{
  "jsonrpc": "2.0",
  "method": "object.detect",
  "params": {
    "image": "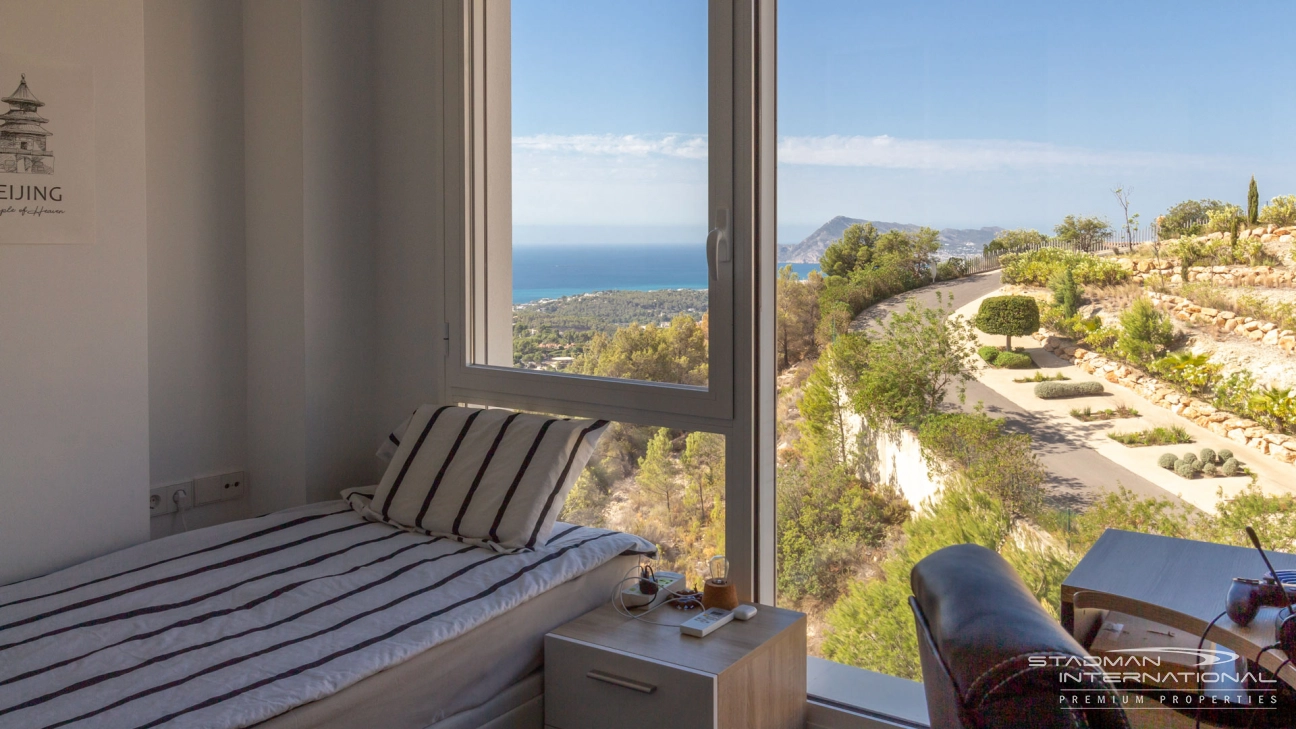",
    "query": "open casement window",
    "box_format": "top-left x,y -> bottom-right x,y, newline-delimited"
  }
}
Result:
441,0 -> 776,601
